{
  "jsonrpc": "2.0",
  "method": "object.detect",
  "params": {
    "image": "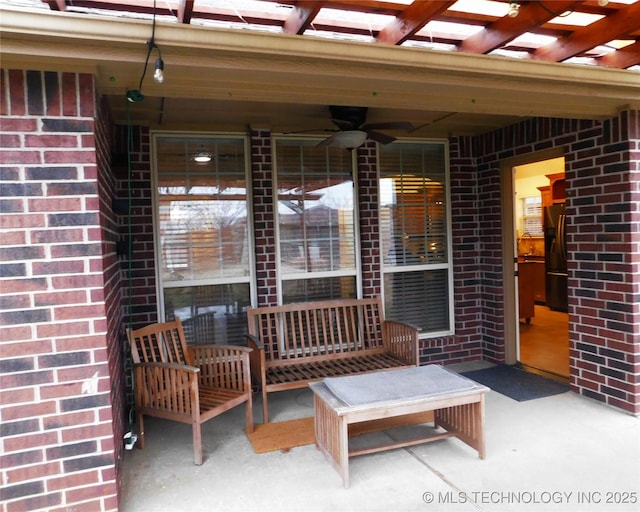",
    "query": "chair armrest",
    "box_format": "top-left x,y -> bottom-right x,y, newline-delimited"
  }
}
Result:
189,344 -> 252,392
133,362 -> 199,415
245,334 -> 264,351
382,320 -> 420,366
